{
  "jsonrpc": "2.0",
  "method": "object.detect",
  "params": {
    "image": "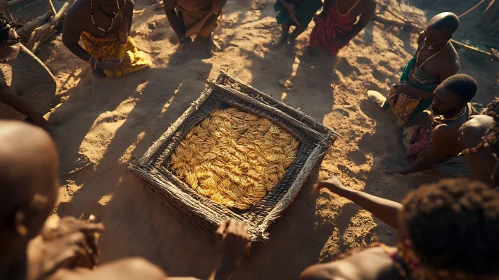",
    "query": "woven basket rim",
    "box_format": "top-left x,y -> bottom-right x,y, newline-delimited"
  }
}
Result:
130,72 -> 338,241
